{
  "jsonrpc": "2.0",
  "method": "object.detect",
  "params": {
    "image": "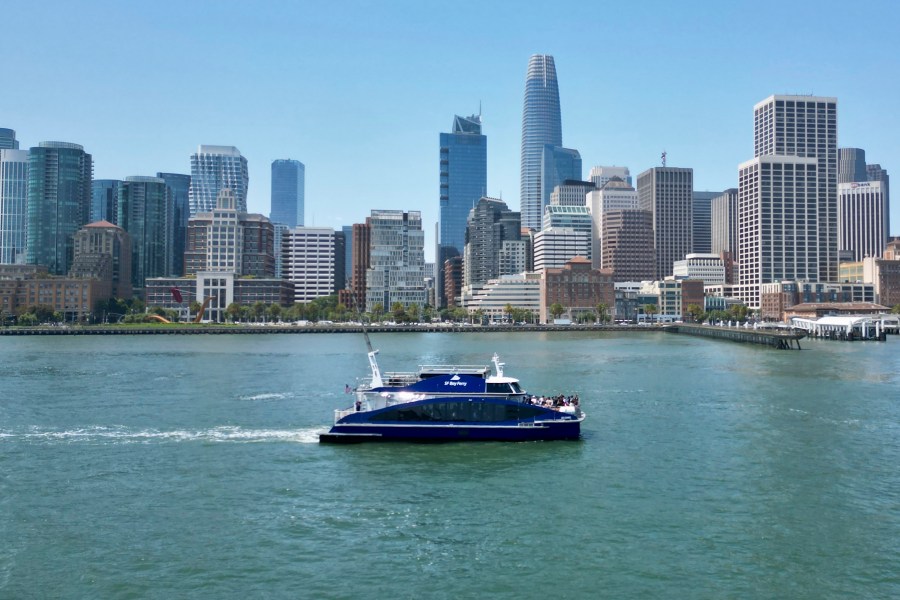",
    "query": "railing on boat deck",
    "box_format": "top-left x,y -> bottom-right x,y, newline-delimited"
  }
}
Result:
334,408 -> 356,423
